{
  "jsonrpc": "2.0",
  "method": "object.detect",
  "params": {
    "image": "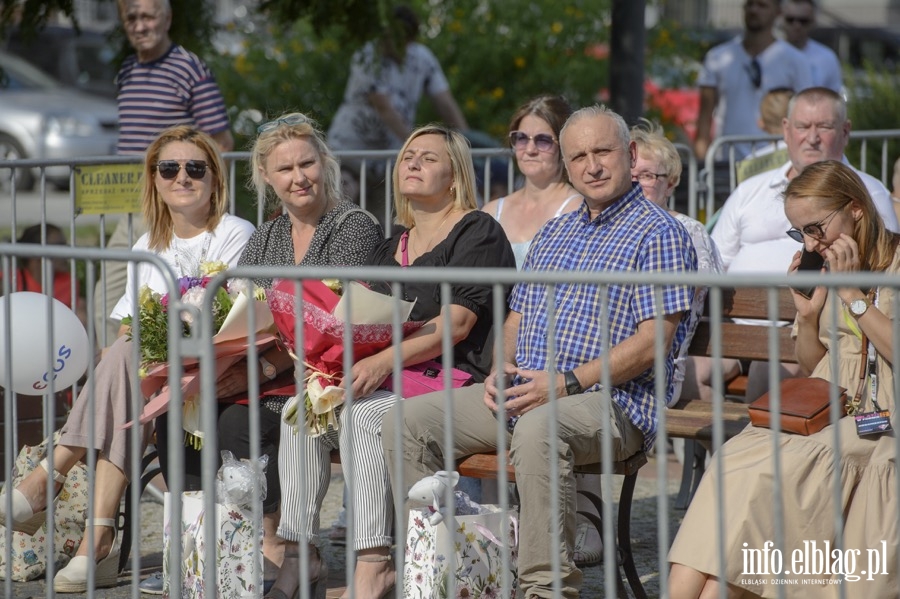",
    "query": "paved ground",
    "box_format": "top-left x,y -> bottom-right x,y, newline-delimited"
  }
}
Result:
7,453 -> 686,598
